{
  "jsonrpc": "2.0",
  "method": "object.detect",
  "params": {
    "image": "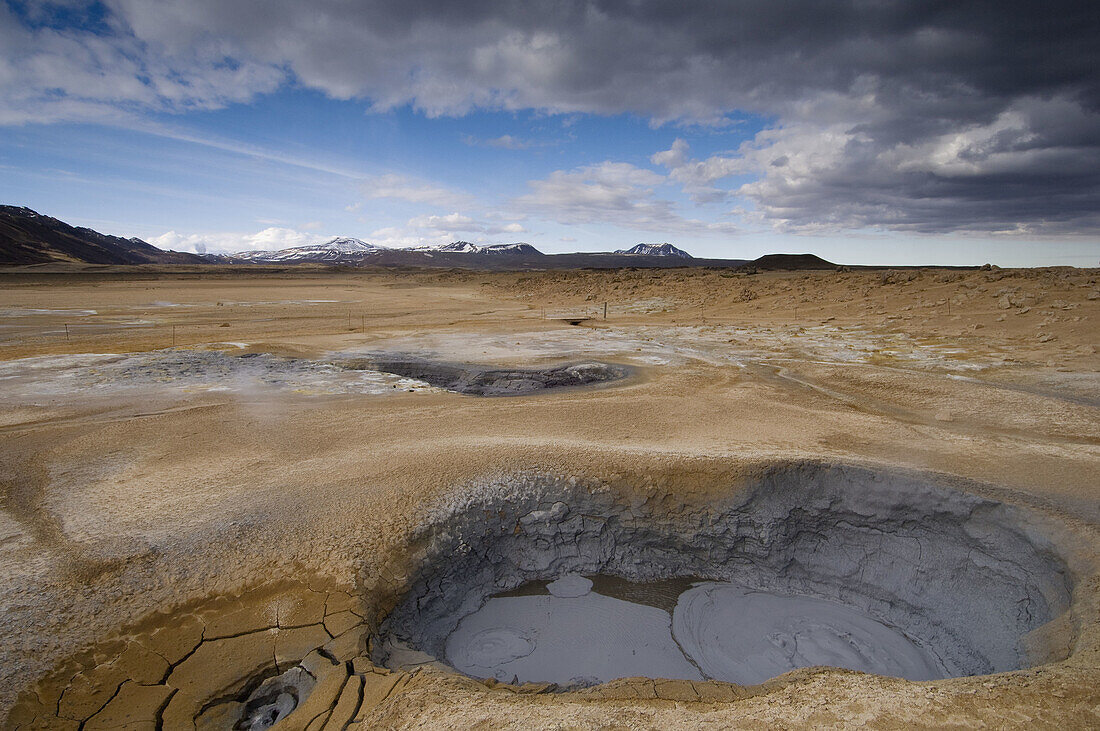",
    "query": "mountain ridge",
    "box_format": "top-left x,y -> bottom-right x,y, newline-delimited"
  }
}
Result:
0,205 -> 205,265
